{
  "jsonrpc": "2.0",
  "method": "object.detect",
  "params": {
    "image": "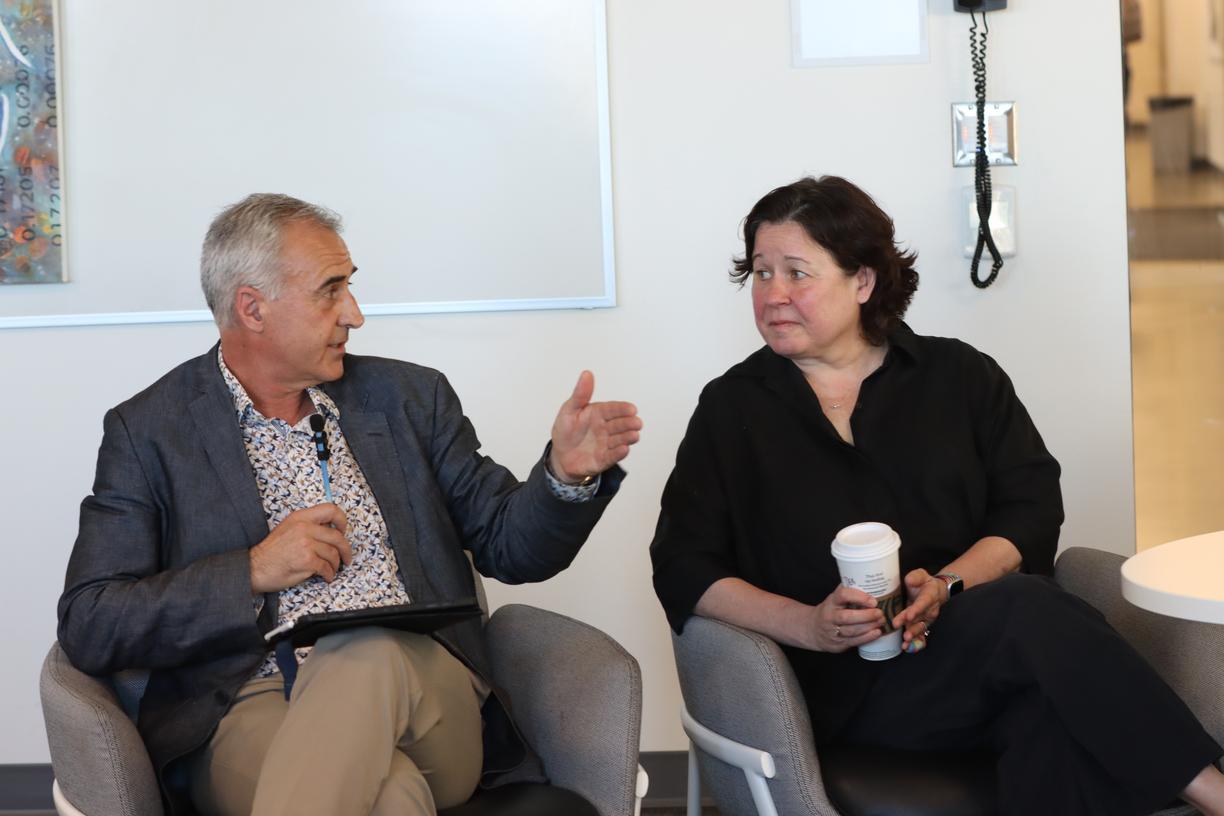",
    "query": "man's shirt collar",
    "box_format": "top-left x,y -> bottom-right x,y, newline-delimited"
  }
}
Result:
217,345 -> 340,426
